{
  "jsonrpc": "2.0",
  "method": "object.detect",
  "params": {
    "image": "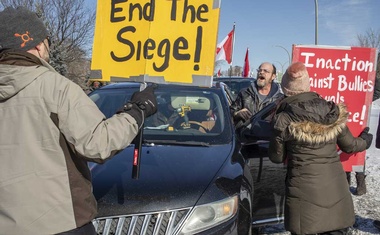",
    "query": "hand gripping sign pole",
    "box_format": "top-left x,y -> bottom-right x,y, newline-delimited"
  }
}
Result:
131,83 -> 157,179
131,82 -> 146,179
118,82 -> 146,179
